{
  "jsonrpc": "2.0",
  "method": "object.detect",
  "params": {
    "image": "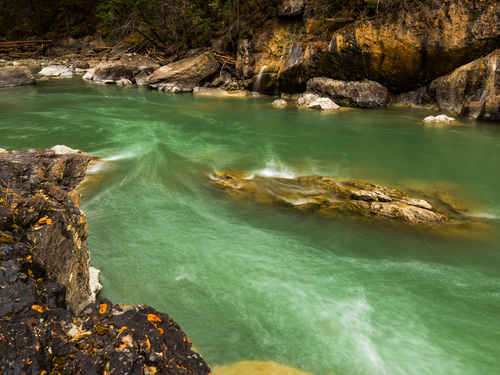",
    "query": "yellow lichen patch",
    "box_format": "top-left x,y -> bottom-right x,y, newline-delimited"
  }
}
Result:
0,231 -> 14,244
212,361 -> 314,375
144,366 -> 157,375
118,326 -> 128,333
38,217 -> 48,225
147,314 -> 161,323
99,304 -> 107,314
31,305 -> 44,313
157,328 -> 164,334
27,359 -> 32,365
